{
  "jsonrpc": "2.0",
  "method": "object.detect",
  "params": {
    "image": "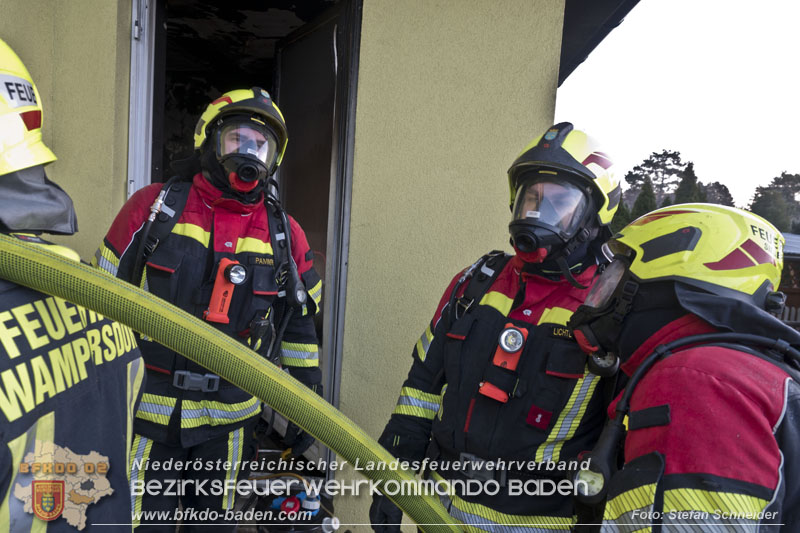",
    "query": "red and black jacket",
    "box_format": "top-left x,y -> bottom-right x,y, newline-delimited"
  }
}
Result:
94,174 -> 322,447
379,253 -> 614,525
603,313 -> 800,531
